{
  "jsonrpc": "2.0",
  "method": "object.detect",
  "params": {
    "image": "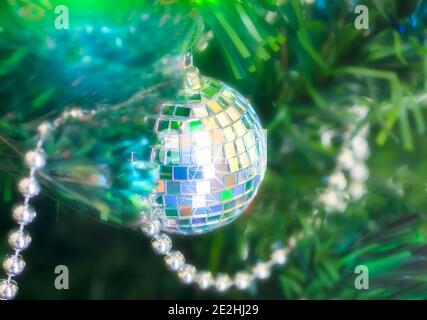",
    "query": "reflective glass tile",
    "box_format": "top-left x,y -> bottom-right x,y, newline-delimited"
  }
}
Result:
244,132 -> 255,148
233,184 -> 245,196
216,112 -> 230,127
175,107 -> 191,117
221,189 -> 233,201
224,143 -> 236,158
193,106 -> 209,118
181,181 -> 196,194
224,200 -> 236,211
162,105 -> 175,115
165,208 -> 179,217
158,120 -> 169,132
210,204 -> 223,213
157,180 -> 165,193
207,100 -> 222,113
159,166 -> 172,179
242,115 -> 252,129
207,215 -> 221,222
164,195 -> 177,207
229,157 -> 239,172
233,120 -> 246,137
212,129 -> 225,144
235,138 -> 245,154
173,166 -> 188,180
224,174 -> 237,187
202,117 -> 216,130
170,120 -> 182,130
226,106 -> 240,121
245,179 -> 254,191
222,89 -> 235,99
217,96 -> 229,108
180,151 -> 191,164
223,127 -> 235,142
189,120 -> 202,132
179,206 -> 192,216
188,167 -> 204,179
194,207 -> 209,215
239,153 -> 250,169
192,217 -> 206,225
166,181 -> 180,194
178,219 -> 190,226
237,169 -> 248,183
